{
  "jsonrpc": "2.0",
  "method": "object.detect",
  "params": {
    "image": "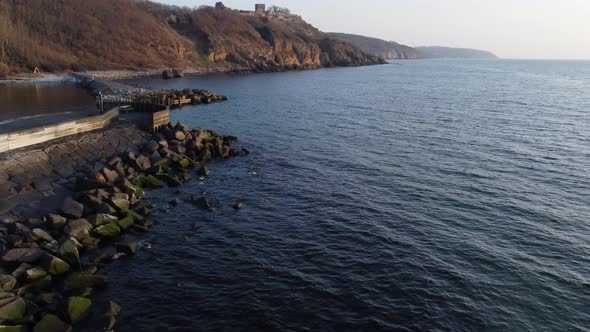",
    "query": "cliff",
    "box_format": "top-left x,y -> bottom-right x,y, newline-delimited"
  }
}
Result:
327,33 -> 419,60
0,0 -> 383,77
415,46 -> 498,59
328,33 -> 499,60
